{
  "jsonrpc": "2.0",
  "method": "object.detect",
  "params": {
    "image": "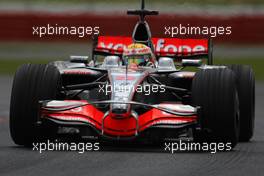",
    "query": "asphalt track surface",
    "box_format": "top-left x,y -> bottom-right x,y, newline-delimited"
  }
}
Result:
0,76 -> 264,176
